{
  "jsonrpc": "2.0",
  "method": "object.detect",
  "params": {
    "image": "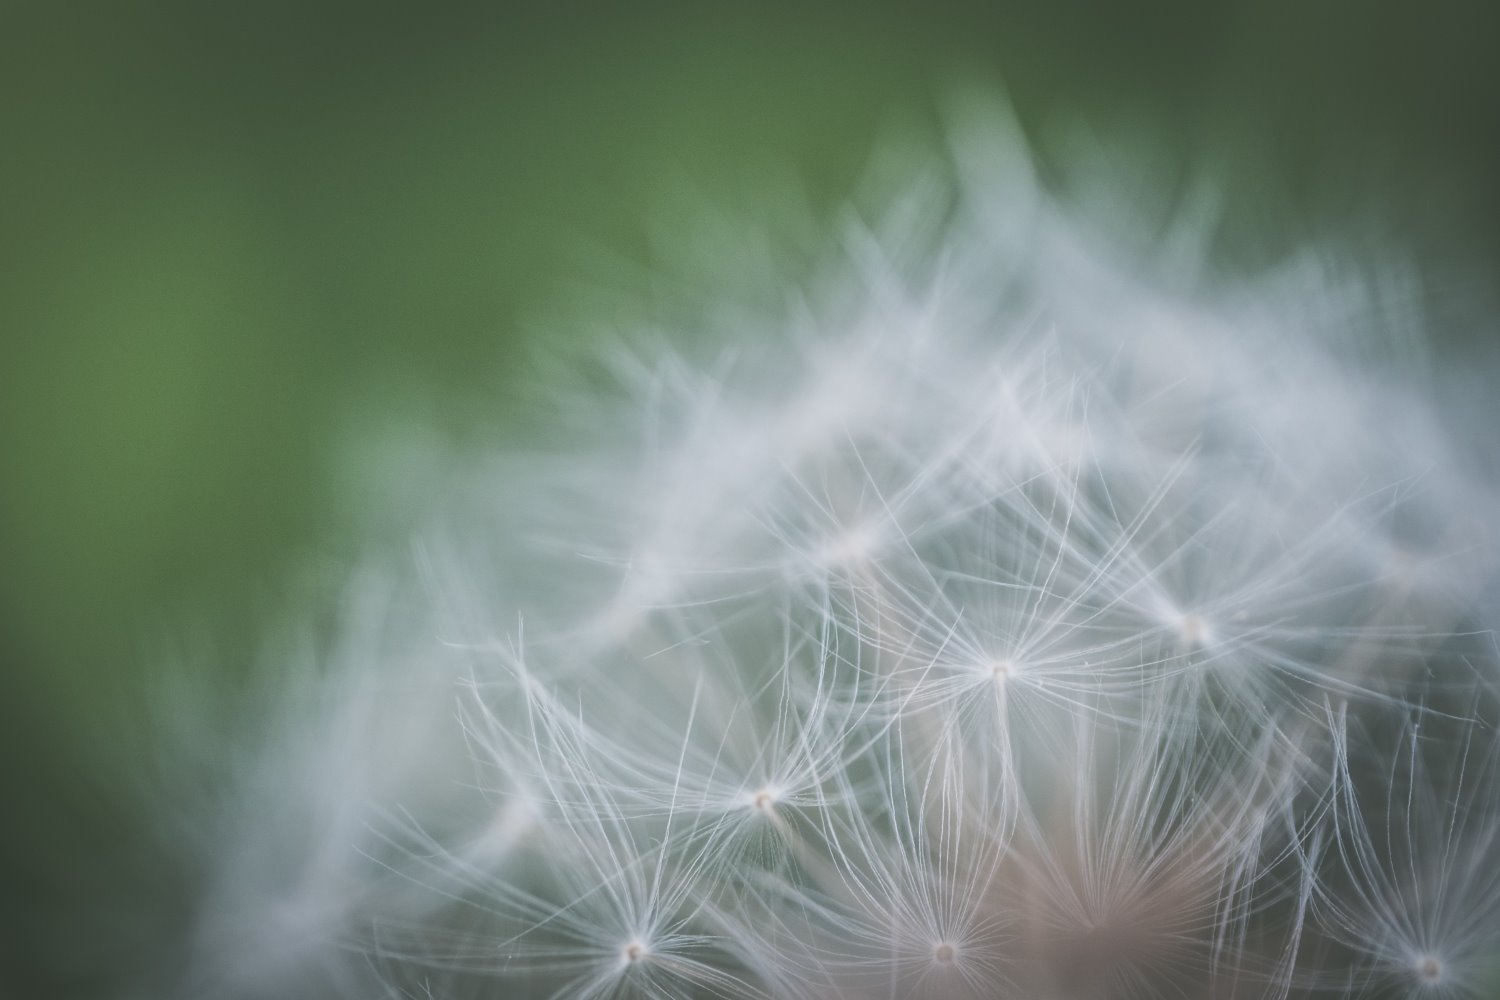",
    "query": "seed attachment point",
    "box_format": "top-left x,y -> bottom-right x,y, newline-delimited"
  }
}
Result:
749,786 -> 780,813
1414,954 -> 1443,984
